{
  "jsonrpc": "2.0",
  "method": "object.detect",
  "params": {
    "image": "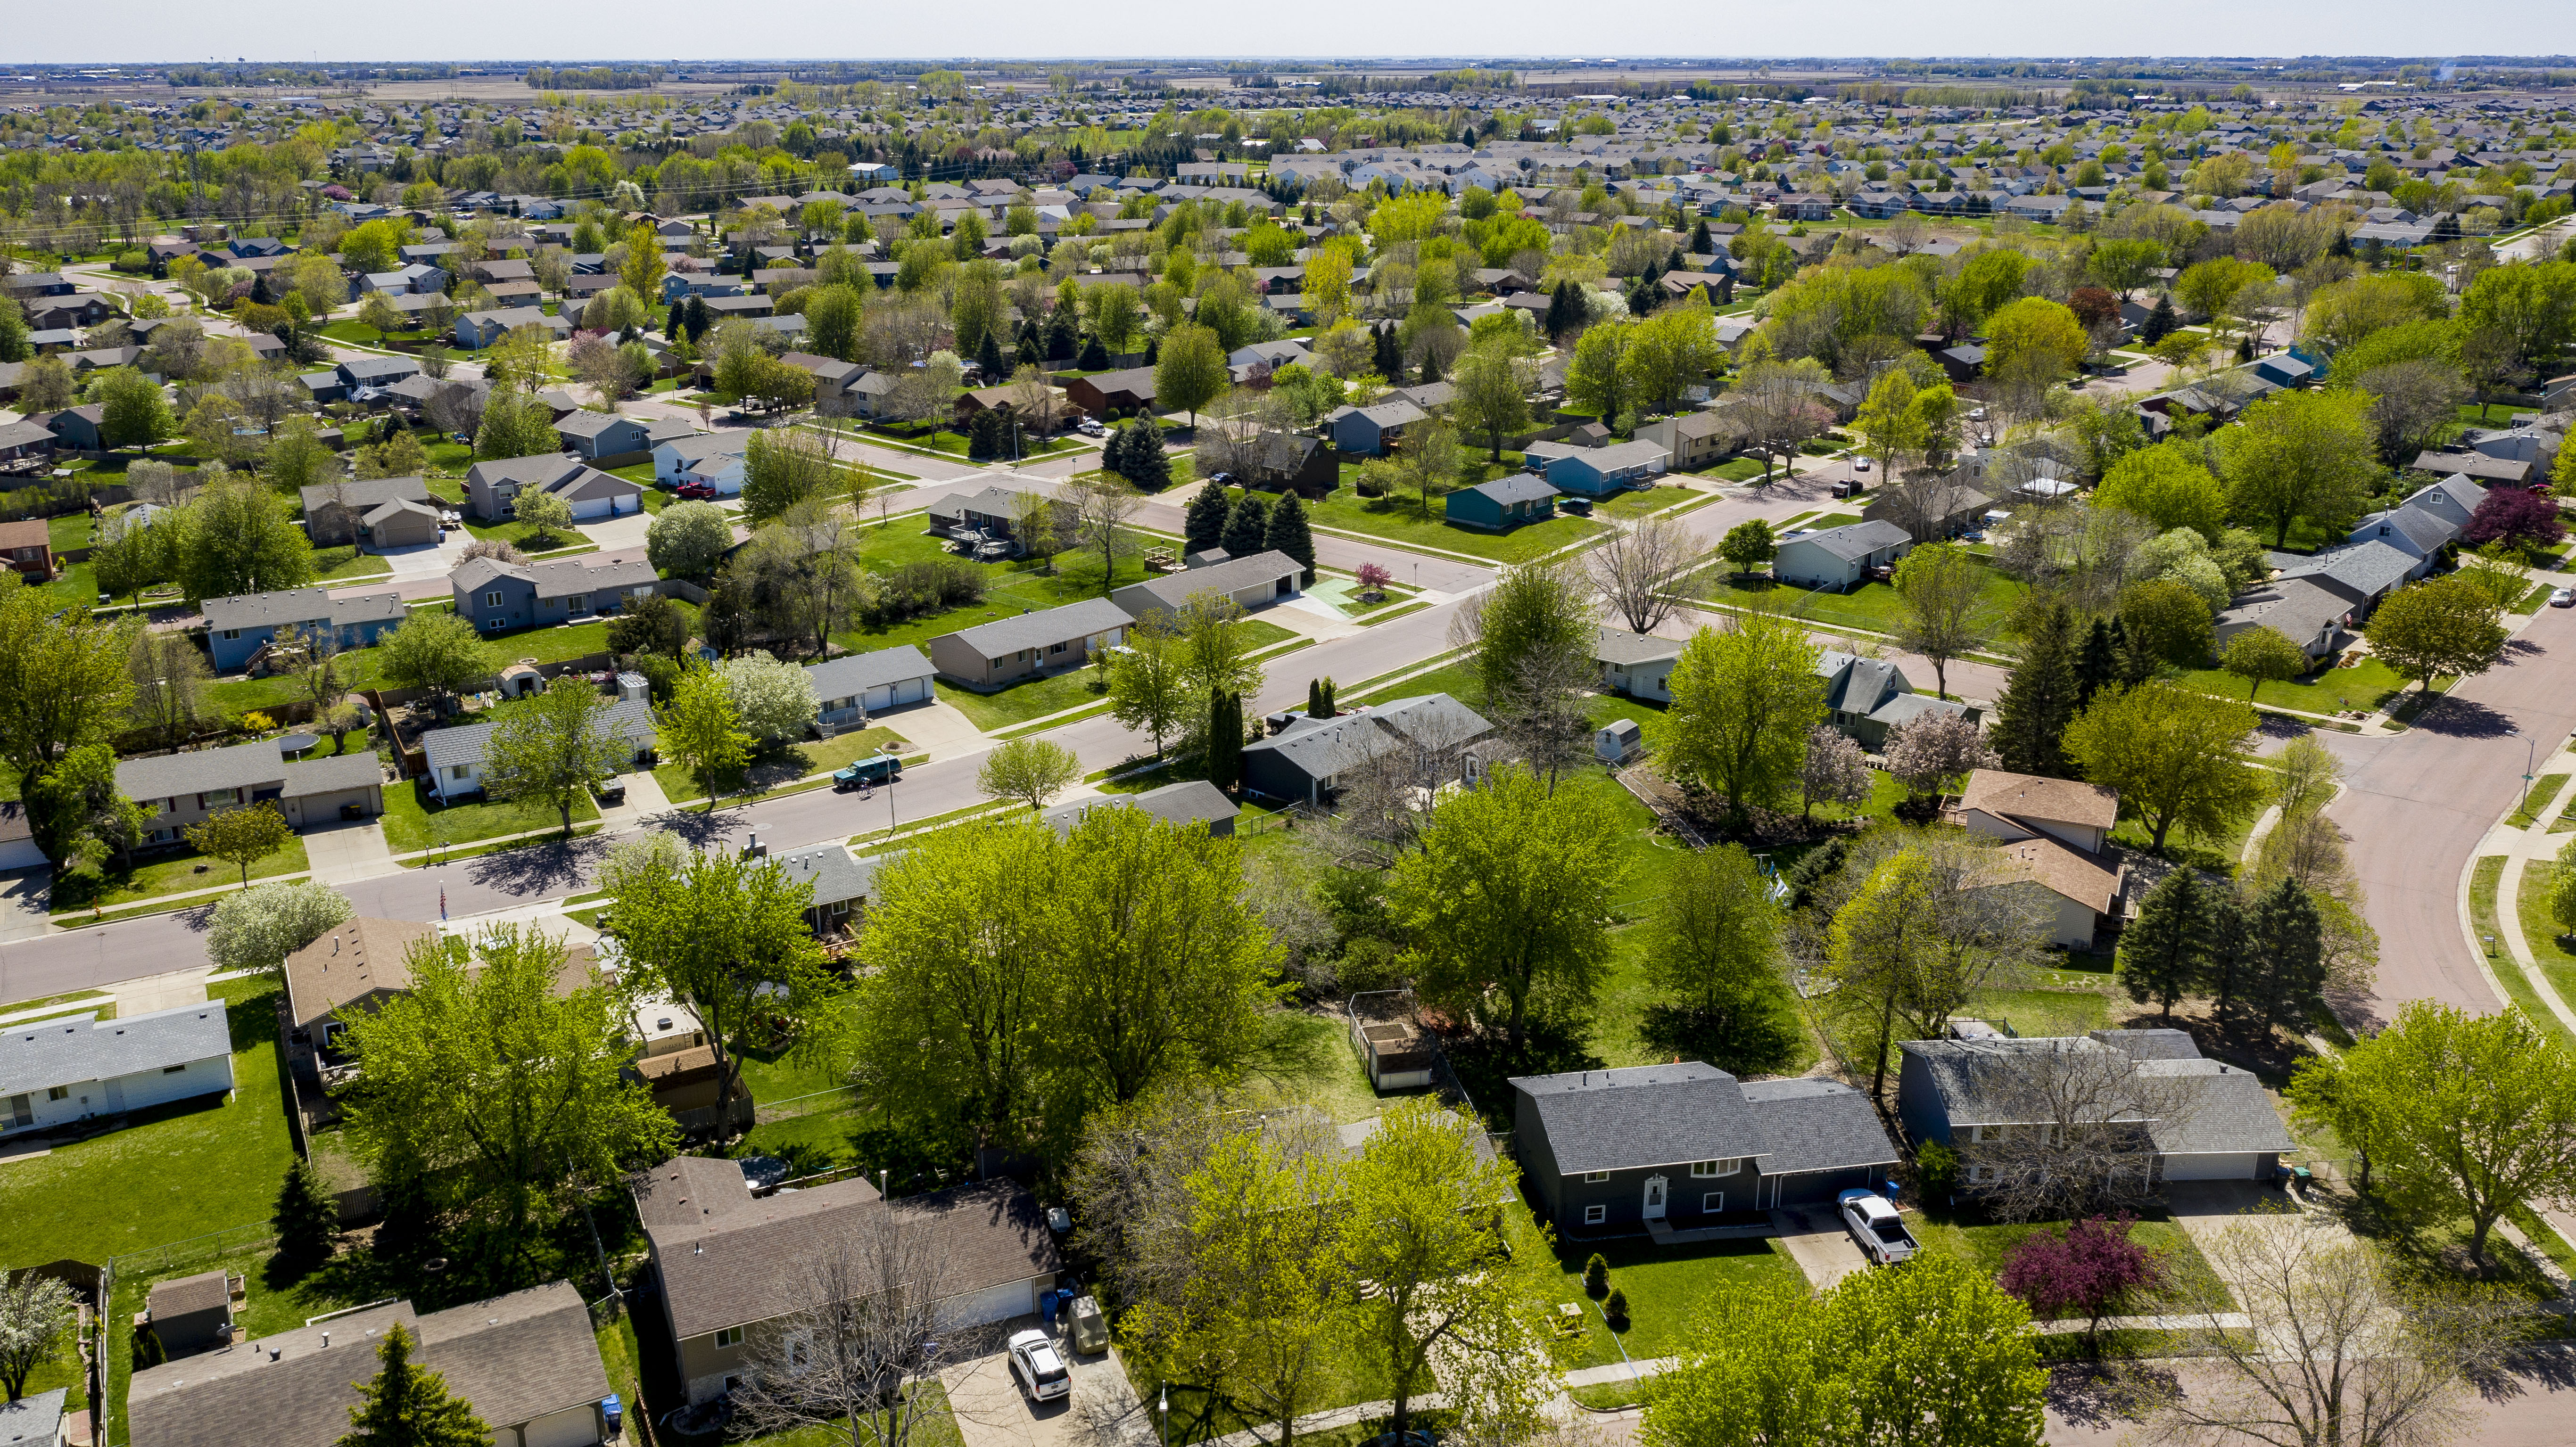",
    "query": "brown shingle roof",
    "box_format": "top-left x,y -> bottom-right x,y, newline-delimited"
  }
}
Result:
281,919 -> 438,1031
147,1269 -> 229,1321
1957,769 -> 2118,831
1994,833 -> 2122,912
